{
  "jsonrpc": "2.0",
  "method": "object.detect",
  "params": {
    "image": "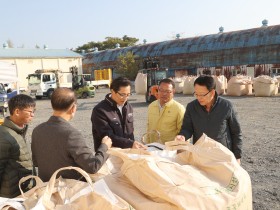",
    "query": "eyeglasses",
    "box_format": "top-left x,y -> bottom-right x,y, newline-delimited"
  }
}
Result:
158,88 -> 173,94
117,92 -> 132,98
193,90 -> 212,98
23,109 -> 36,114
